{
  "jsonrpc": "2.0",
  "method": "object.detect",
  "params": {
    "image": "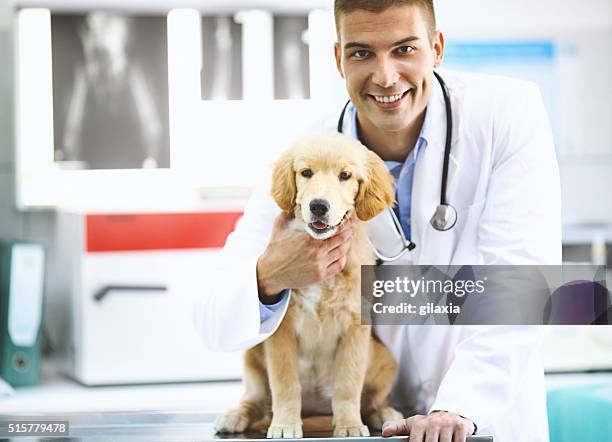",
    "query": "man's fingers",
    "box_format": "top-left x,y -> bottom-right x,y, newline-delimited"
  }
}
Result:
339,215 -> 355,230
273,211 -> 293,231
409,419 -> 427,442
327,240 -> 351,263
382,413 -> 473,441
322,226 -> 353,252
454,418 -> 474,442
382,418 -> 412,436
425,426 -> 440,442
440,427 -> 453,442
452,426 -> 470,442
326,256 -> 347,276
